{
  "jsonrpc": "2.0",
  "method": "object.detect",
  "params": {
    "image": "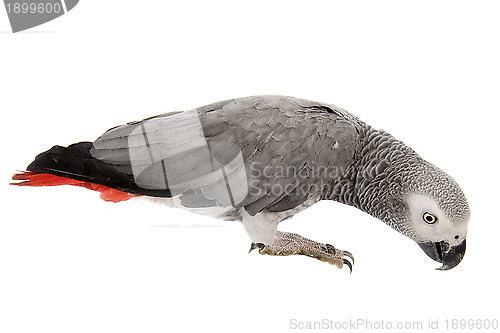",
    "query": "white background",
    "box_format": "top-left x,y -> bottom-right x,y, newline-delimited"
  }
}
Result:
1,1 -> 499,332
